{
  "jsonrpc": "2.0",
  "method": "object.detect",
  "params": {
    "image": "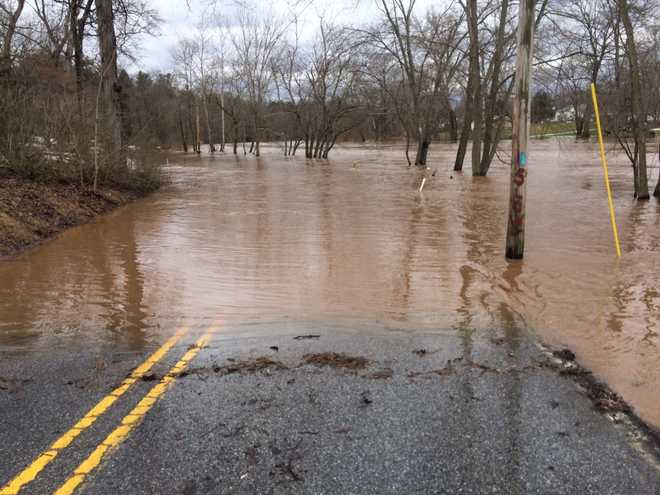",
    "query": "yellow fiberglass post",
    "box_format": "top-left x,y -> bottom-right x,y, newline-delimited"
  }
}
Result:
590,83 -> 622,258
